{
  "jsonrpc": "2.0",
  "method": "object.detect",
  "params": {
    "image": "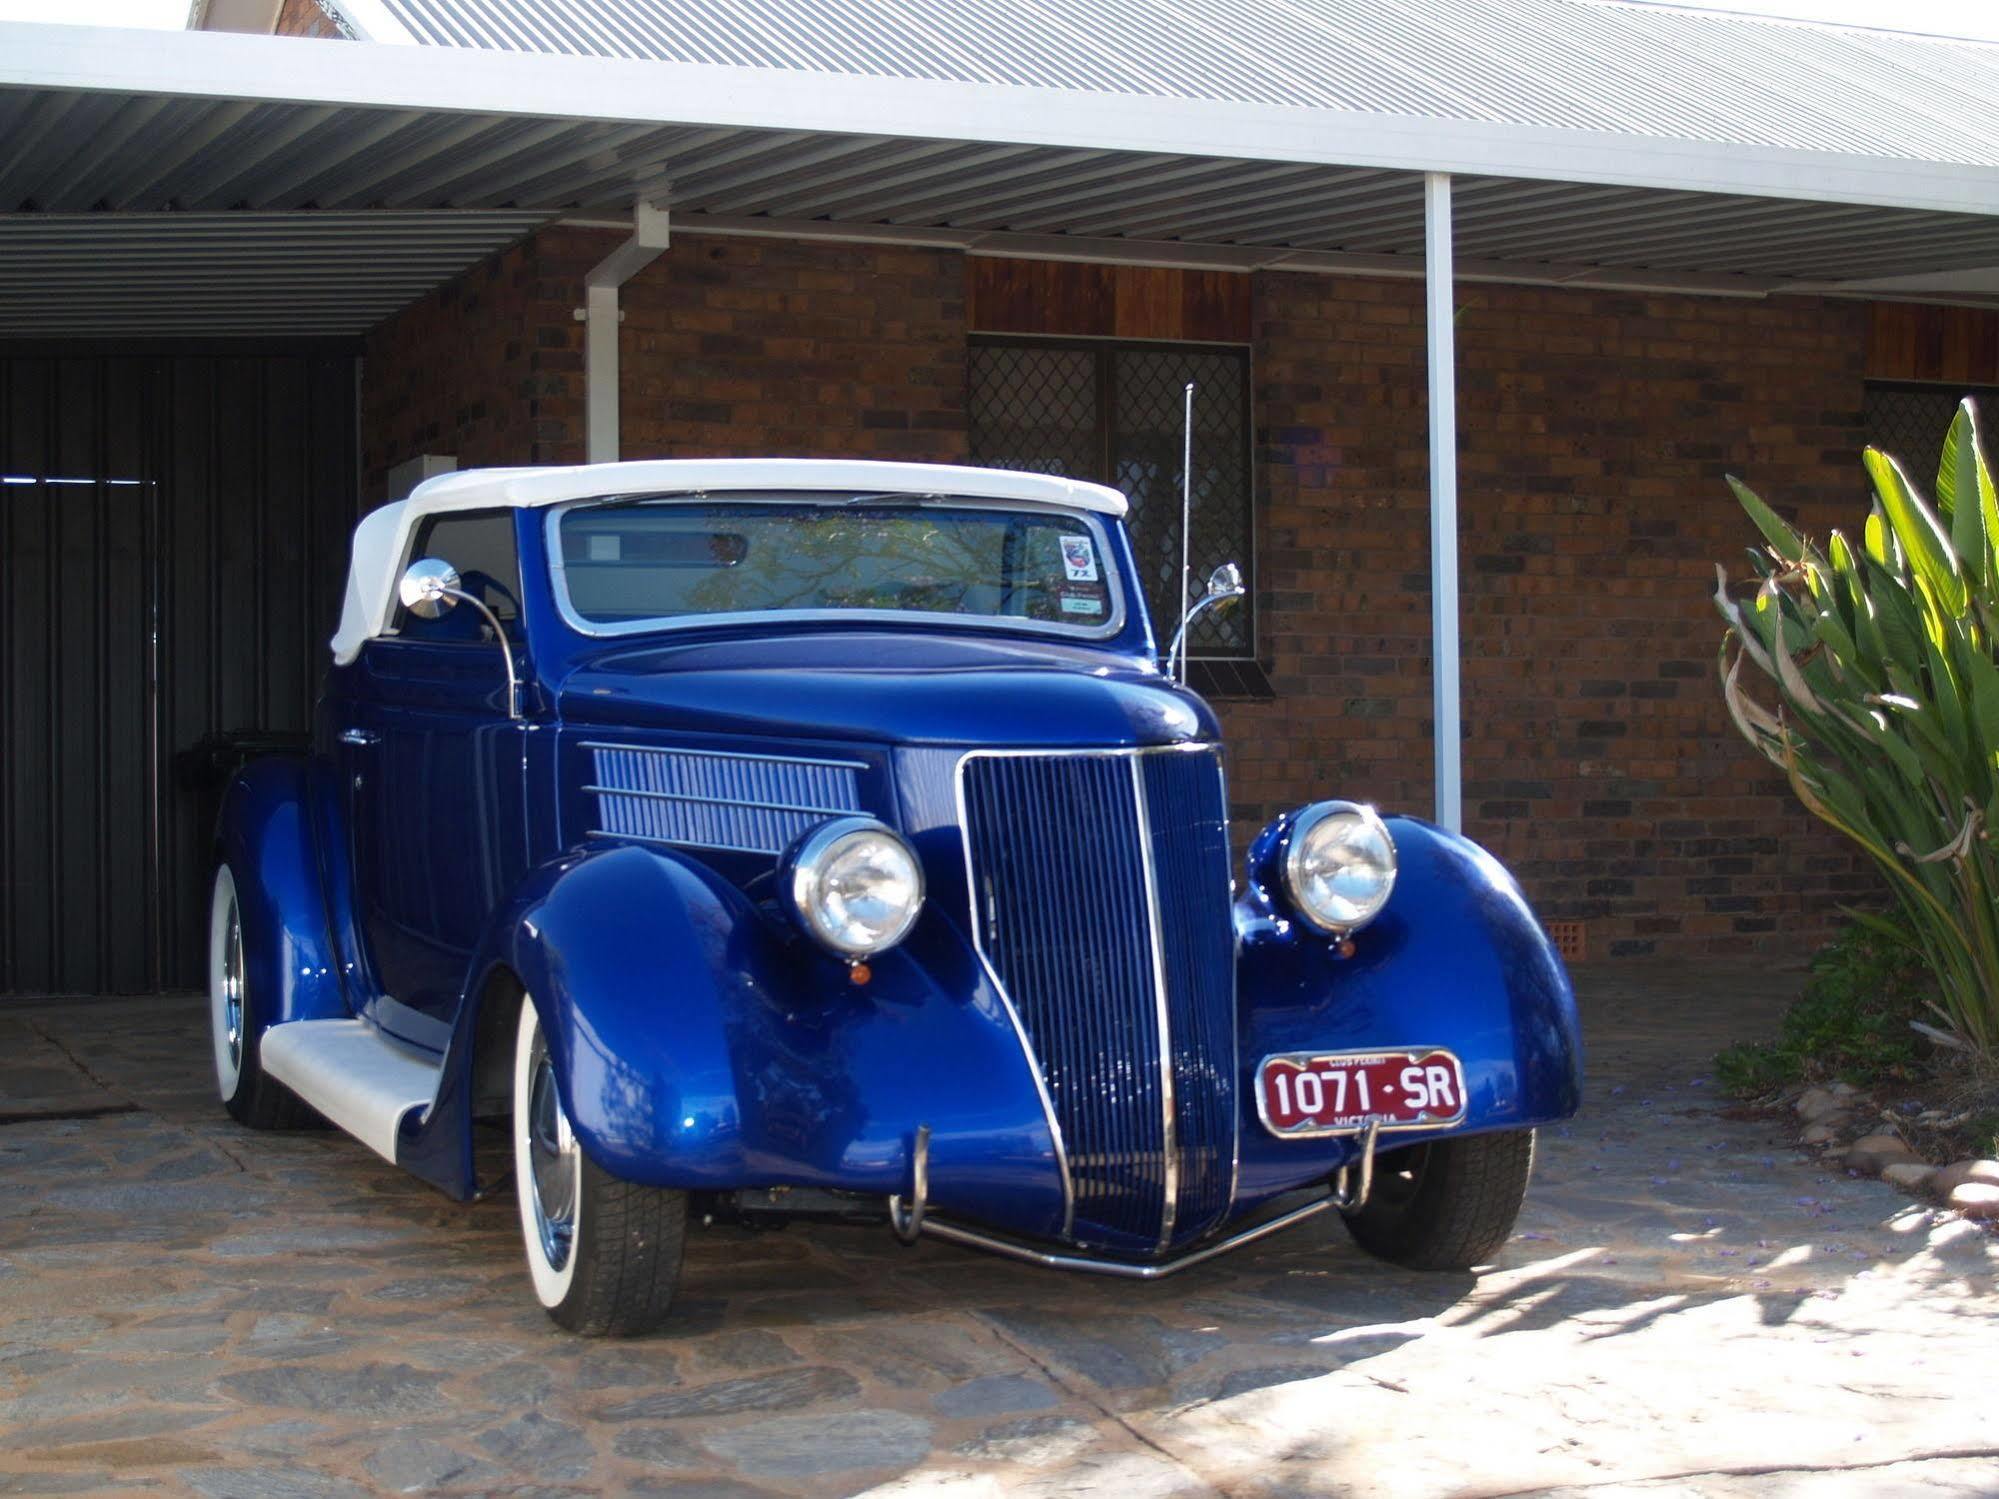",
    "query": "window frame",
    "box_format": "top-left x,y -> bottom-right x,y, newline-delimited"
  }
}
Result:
967,332 -> 1258,667
542,493 -> 1131,645
385,506 -> 526,647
